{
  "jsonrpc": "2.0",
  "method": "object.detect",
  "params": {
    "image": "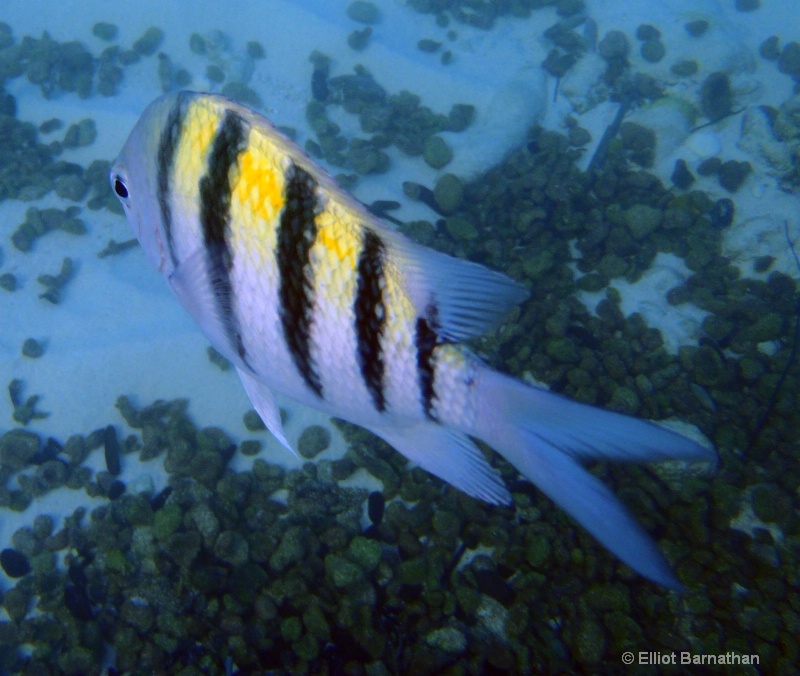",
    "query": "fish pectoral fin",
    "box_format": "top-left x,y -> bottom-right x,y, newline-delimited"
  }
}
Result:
237,367 -> 297,457
368,422 -> 510,506
169,247 -> 236,362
